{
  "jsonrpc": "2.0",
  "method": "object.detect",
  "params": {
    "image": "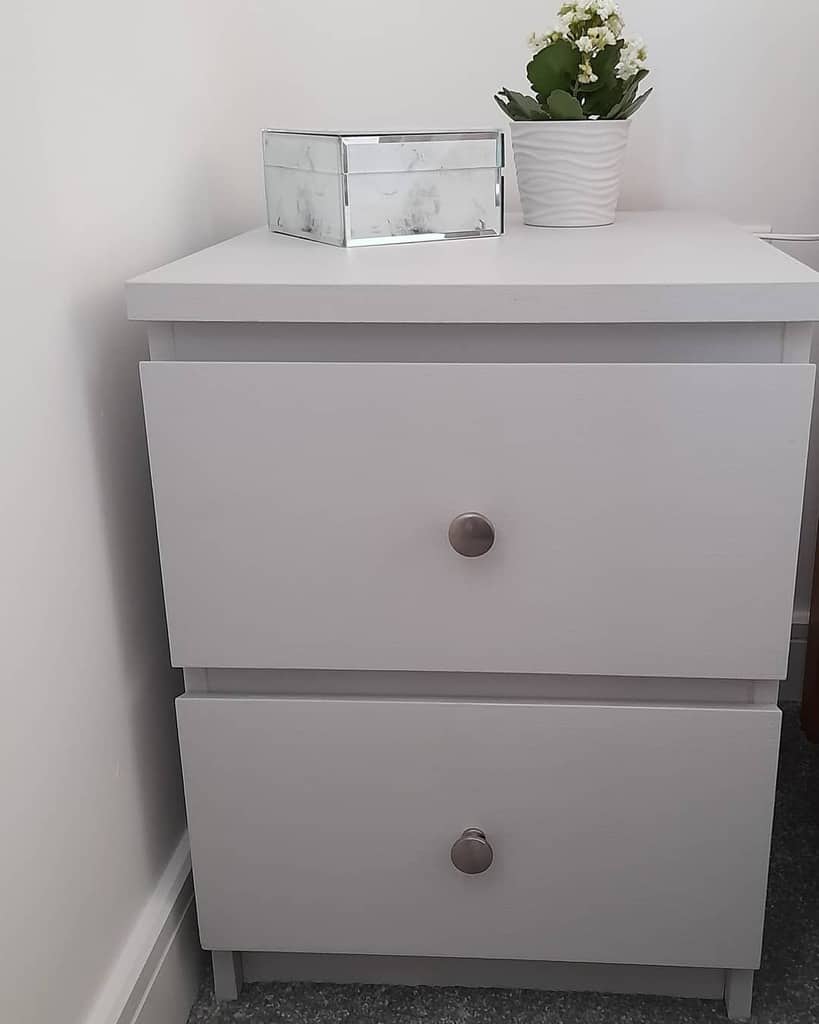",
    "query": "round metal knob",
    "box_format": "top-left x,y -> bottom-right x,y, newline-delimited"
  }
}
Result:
448,513 -> 495,558
450,828 -> 494,874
